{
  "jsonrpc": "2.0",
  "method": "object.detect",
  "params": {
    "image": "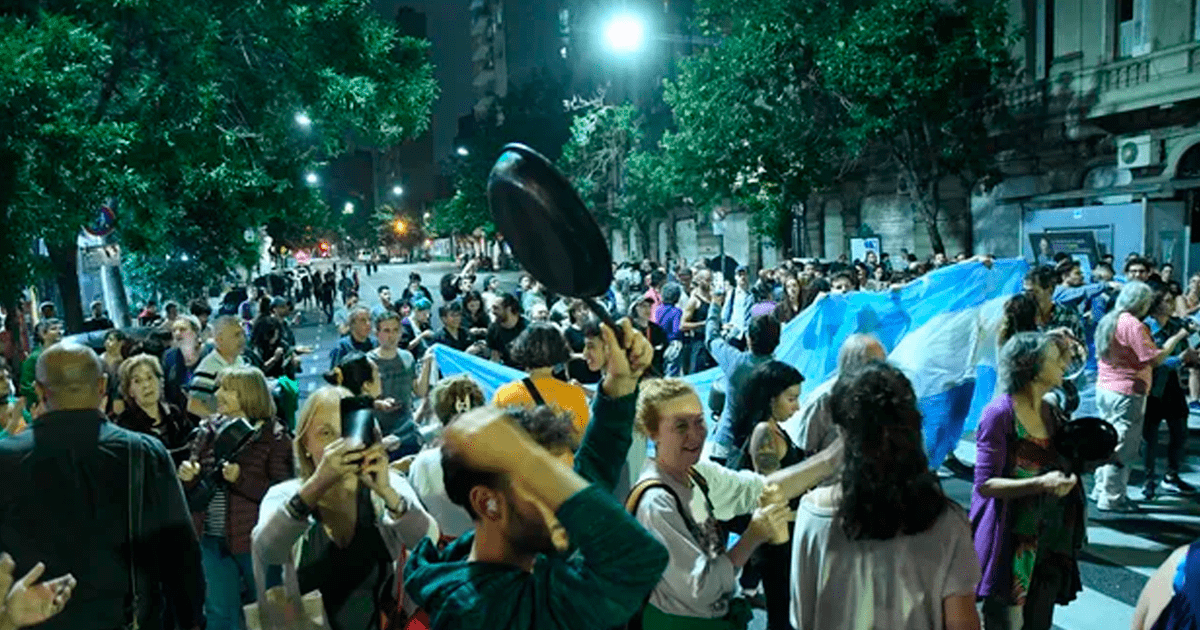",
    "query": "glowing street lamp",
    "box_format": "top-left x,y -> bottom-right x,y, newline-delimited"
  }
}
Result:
604,13 -> 645,54
393,219 -> 408,235
343,201 -> 355,215
305,172 -> 319,186
392,185 -> 404,196
295,112 -> 312,128
456,146 -> 470,157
